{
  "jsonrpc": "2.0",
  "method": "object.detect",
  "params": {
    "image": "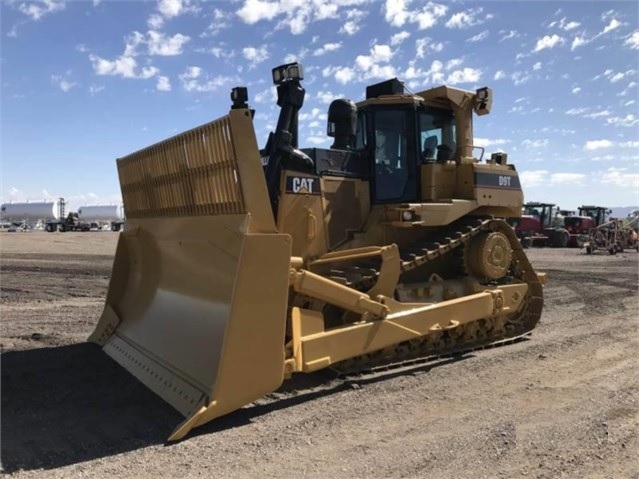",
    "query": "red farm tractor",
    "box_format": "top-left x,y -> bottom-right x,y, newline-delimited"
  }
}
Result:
510,202 -> 570,248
